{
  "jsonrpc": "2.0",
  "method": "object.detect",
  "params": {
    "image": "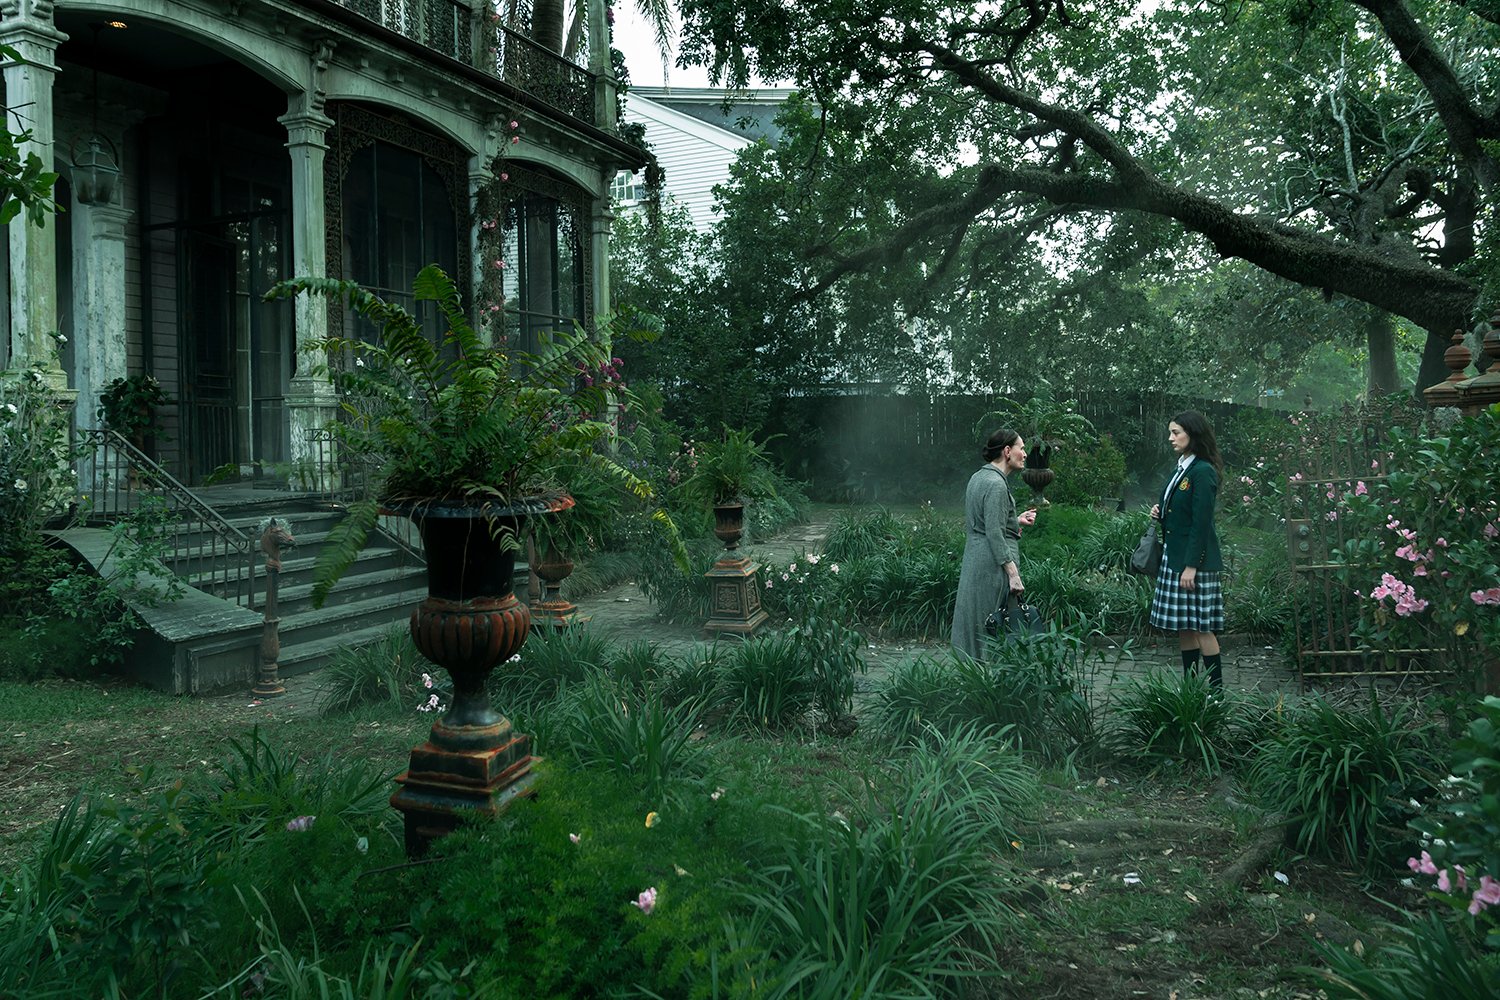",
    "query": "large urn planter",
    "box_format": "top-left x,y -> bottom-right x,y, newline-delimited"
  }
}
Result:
1021,444 -> 1055,505
704,502 -> 768,637
390,495 -> 572,857
531,546 -> 579,630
